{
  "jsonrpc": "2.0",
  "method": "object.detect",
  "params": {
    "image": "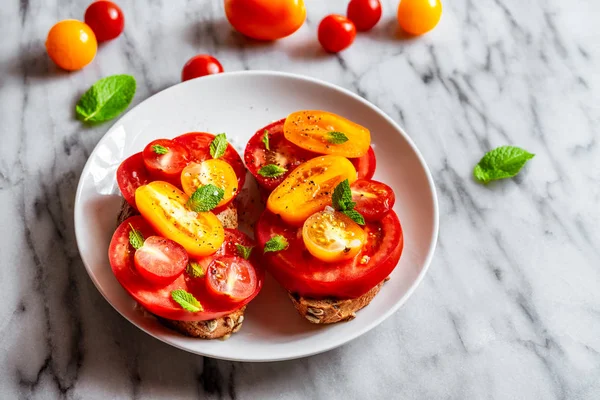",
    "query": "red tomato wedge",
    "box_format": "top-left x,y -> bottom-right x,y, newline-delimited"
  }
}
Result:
134,236 -> 188,284
351,146 -> 376,180
351,179 -> 395,221
244,118 -> 317,191
206,256 -> 258,302
116,152 -> 152,210
142,139 -> 190,183
109,216 -> 263,321
256,210 -> 403,299
173,132 -> 246,193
